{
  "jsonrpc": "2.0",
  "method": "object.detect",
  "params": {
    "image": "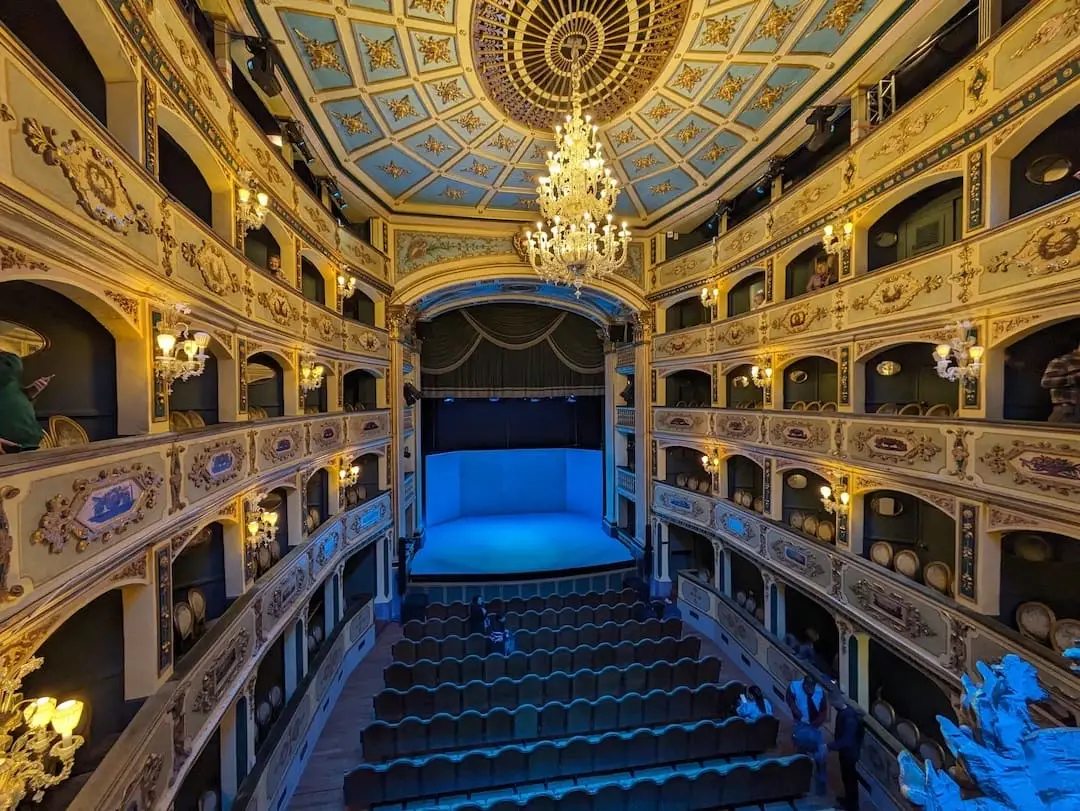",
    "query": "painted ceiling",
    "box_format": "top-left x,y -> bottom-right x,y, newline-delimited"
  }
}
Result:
245,0 -> 917,224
